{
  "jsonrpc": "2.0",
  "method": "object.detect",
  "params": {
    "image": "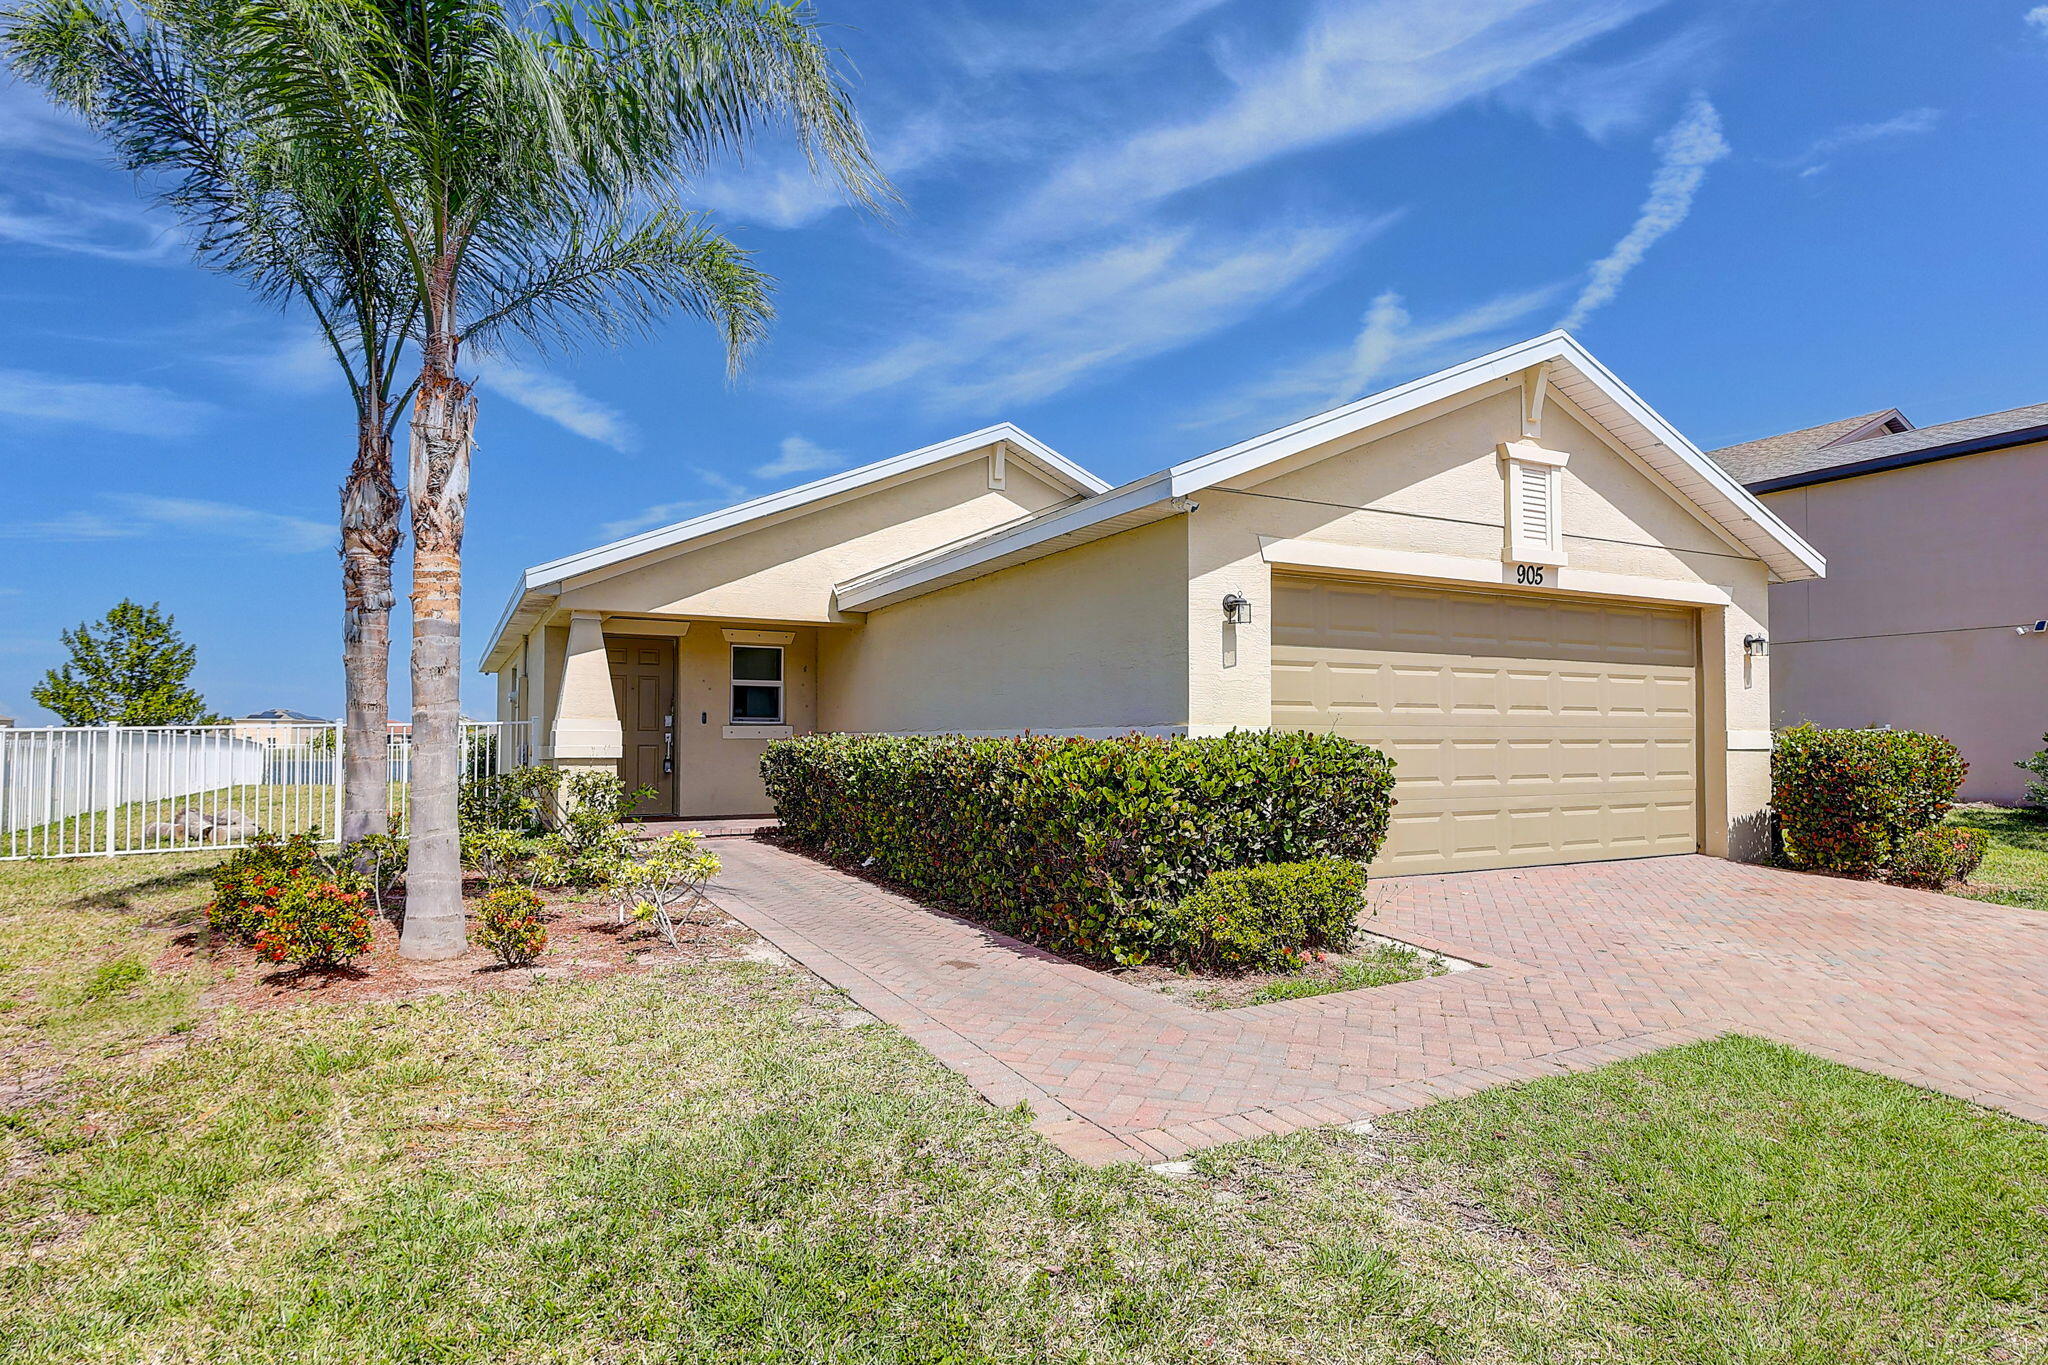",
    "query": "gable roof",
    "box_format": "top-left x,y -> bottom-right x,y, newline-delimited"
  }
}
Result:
1720,401 -> 2048,493
1707,409 -> 1912,485
837,331 -> 1825,611
481,423 -> 1106,669
240,707 -> 326,722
